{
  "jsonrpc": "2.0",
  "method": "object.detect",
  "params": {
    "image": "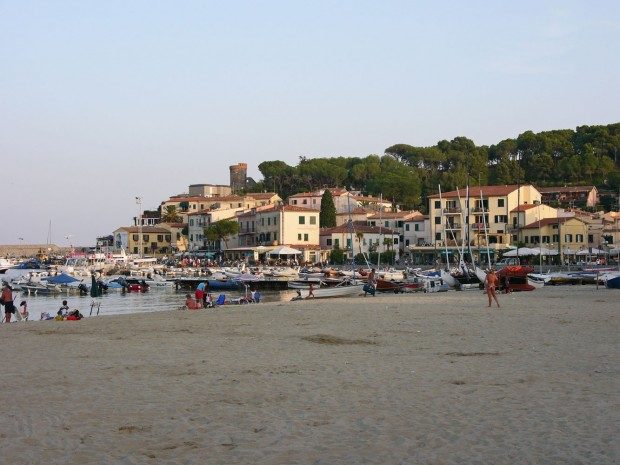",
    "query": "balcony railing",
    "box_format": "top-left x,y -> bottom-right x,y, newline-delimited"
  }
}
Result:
444,223 -> 462,229
443,207 -> 462,214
